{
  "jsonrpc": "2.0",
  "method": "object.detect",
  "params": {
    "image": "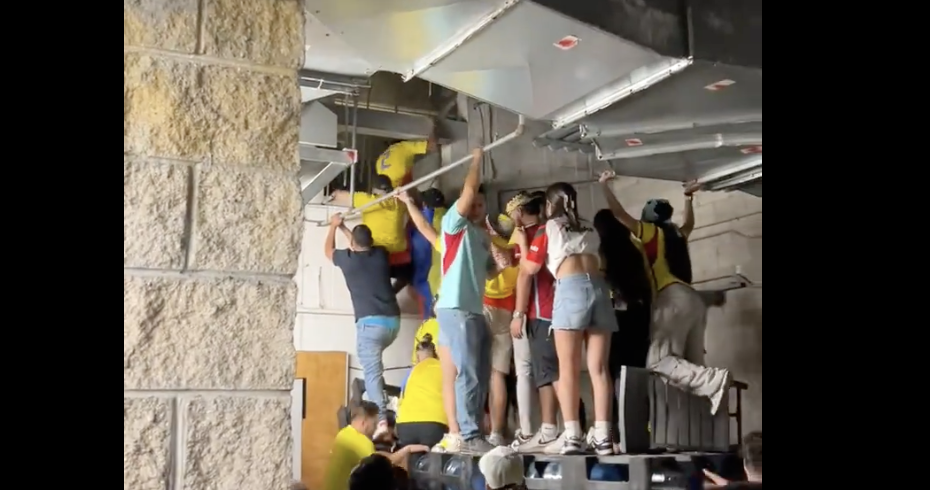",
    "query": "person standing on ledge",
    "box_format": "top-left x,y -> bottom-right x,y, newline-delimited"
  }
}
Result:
325,213 -> 401,438
597,170 -> 731,415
